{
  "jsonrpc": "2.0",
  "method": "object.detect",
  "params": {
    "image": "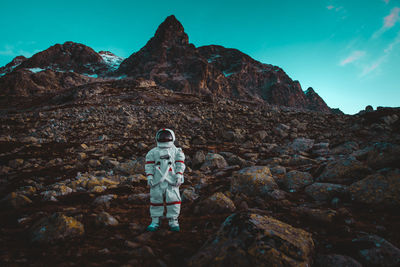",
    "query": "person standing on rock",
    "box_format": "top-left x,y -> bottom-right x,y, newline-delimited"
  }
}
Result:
145,128 -> 185,232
